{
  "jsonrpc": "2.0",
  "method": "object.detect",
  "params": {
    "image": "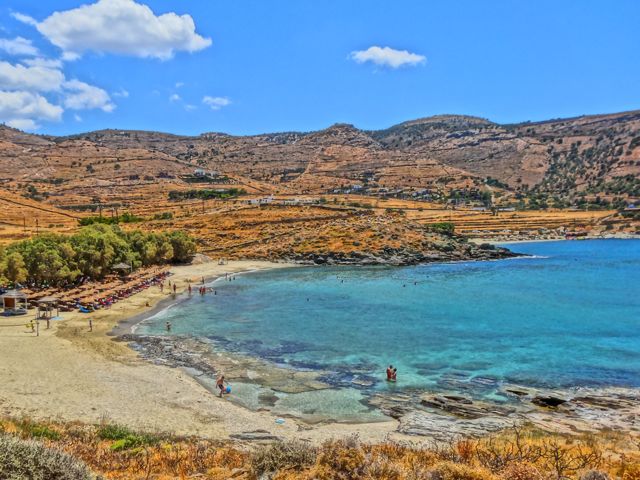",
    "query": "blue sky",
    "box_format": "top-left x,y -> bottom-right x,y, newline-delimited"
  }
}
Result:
0,0 -> 639,136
